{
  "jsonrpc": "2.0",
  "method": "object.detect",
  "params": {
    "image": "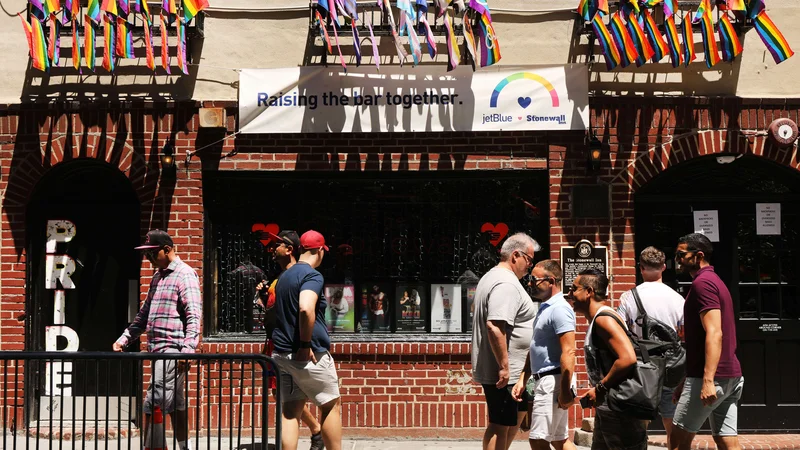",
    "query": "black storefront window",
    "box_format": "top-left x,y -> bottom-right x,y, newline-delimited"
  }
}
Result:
205,171 -> 548,336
